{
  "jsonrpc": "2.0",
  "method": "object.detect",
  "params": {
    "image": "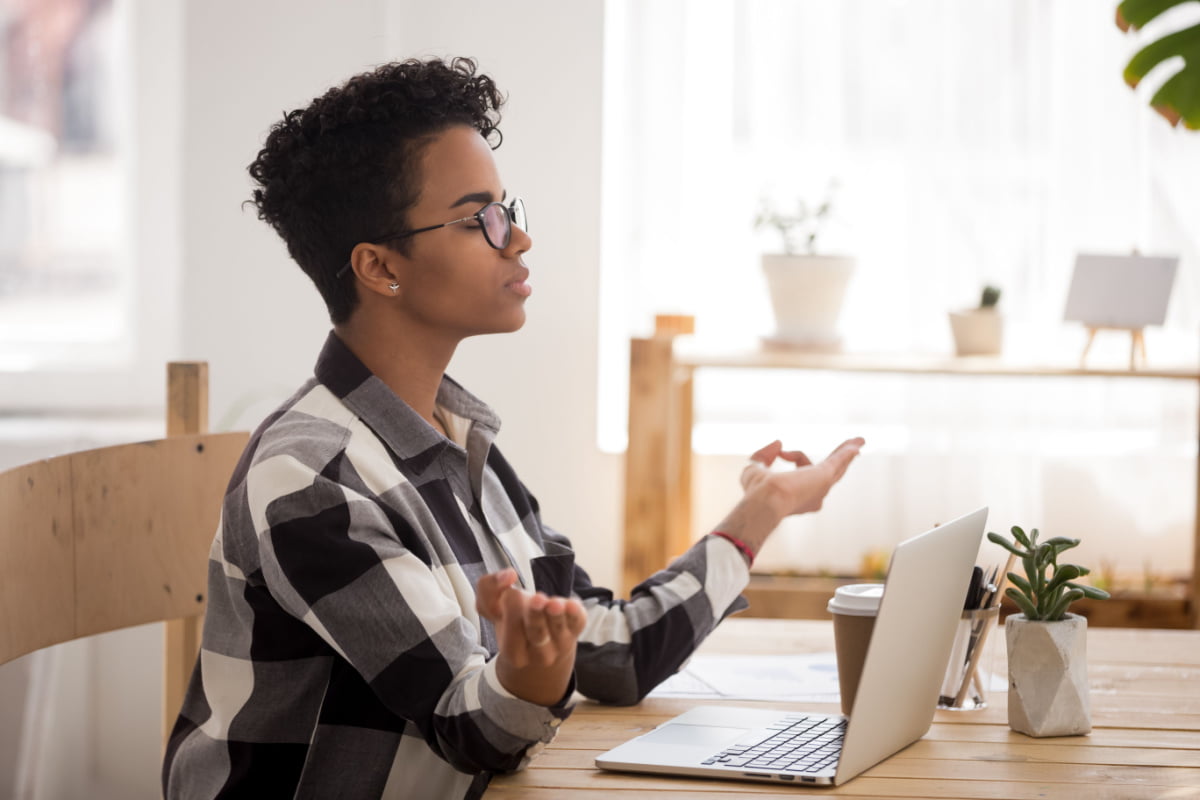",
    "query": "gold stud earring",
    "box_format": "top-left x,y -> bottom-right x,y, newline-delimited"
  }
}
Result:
388,282 -> 399,294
